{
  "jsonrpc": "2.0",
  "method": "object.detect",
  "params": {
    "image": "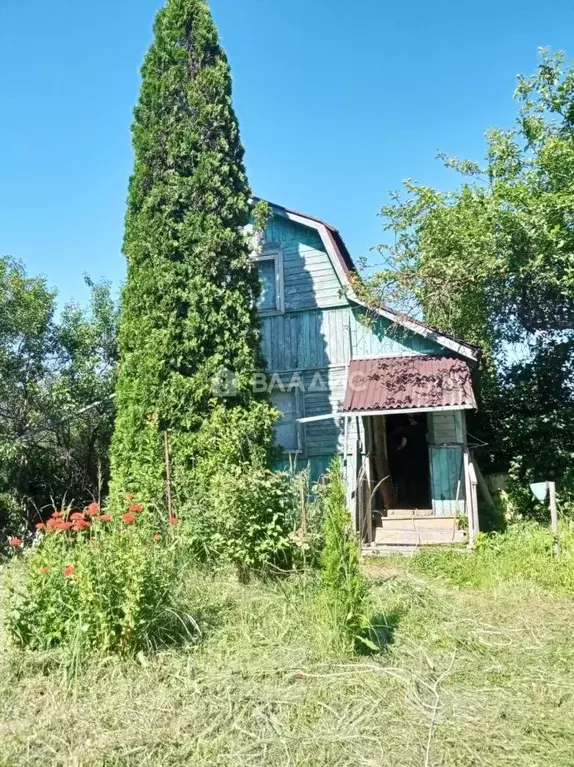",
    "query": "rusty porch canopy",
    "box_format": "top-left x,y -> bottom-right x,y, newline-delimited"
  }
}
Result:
343,356 -> 477,416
